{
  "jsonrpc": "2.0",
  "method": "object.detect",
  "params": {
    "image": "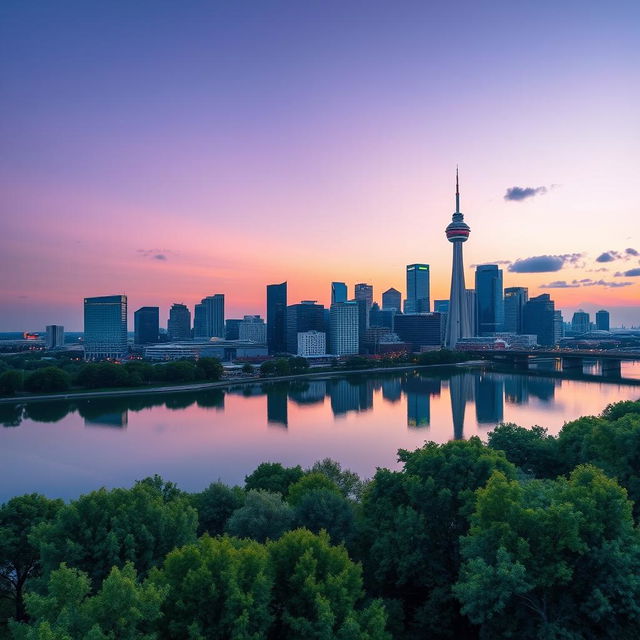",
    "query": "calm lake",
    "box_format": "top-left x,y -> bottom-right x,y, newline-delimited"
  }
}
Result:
2,362 -> 640,502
